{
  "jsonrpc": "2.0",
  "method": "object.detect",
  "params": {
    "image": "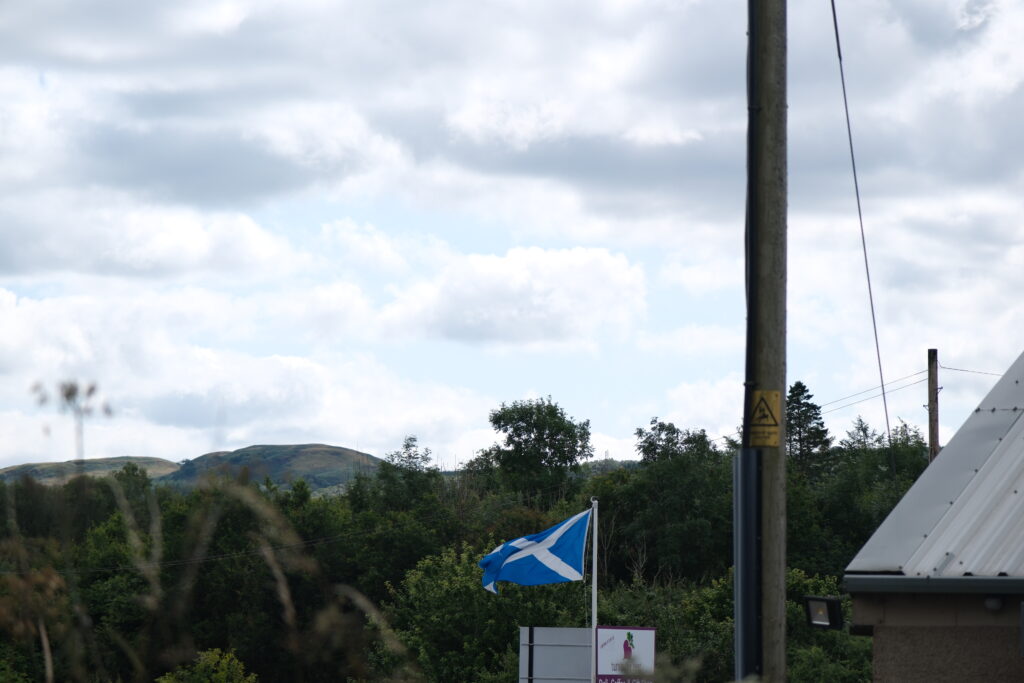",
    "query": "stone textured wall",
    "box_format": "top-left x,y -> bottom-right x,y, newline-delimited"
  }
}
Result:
873,625 -> 1024,682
